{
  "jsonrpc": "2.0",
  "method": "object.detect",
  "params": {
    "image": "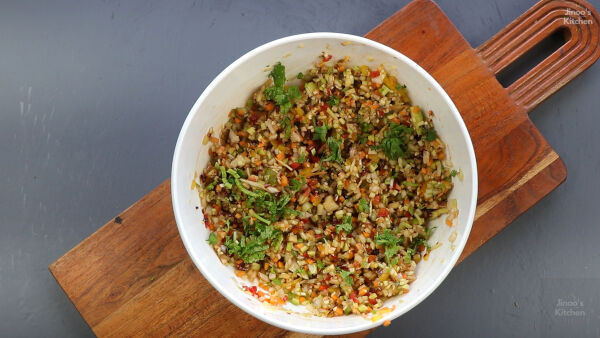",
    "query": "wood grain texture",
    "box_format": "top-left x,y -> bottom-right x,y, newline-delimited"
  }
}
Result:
49,0 -> 599,336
